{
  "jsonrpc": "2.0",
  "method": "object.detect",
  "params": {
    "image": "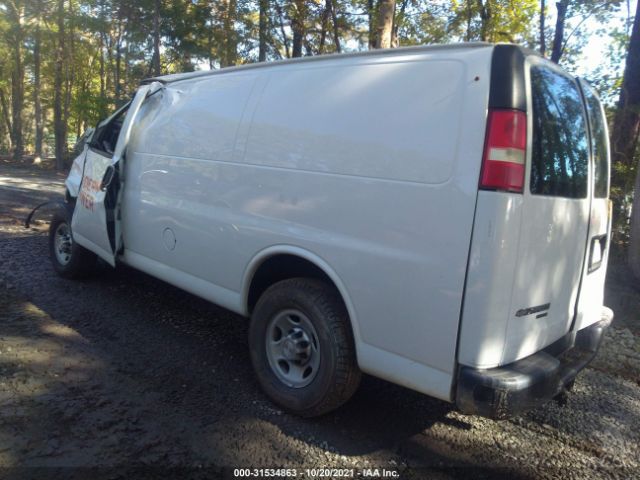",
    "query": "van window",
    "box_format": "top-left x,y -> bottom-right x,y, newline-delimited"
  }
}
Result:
91,103 -> 130,155
583,87 -> 609,198
530,67 -> 589,198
